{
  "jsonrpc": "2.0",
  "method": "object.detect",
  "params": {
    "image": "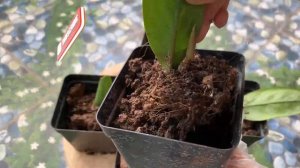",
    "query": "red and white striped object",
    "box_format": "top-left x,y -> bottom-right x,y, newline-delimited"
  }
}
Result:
57,7 -> 85,62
